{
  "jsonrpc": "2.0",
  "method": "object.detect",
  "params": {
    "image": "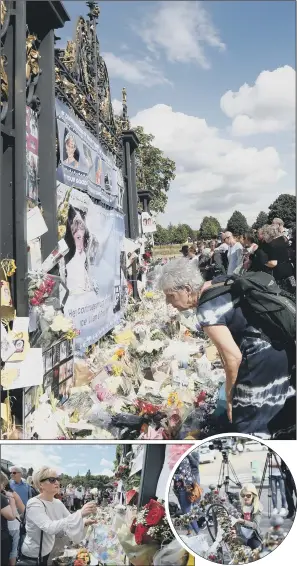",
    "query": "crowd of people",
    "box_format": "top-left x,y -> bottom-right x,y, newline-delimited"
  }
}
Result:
1,465 -> 107,566
157,217 -> 296,439
179,217 -> 295,293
